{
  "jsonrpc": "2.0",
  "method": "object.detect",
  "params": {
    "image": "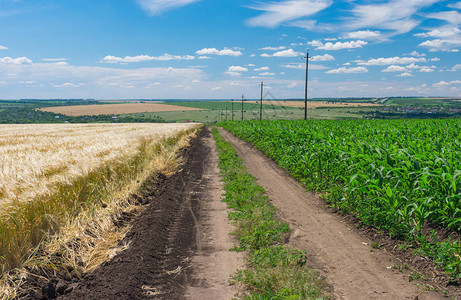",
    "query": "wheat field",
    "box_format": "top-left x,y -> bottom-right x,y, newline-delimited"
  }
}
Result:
0,123 -> 195,210
39,103 -> 205,116
0,123 -> 199,286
